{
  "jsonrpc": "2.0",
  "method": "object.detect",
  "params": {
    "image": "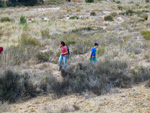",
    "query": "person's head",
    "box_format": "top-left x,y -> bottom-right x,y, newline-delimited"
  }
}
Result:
61,41 -> 65,47
94,43 -> 99,48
